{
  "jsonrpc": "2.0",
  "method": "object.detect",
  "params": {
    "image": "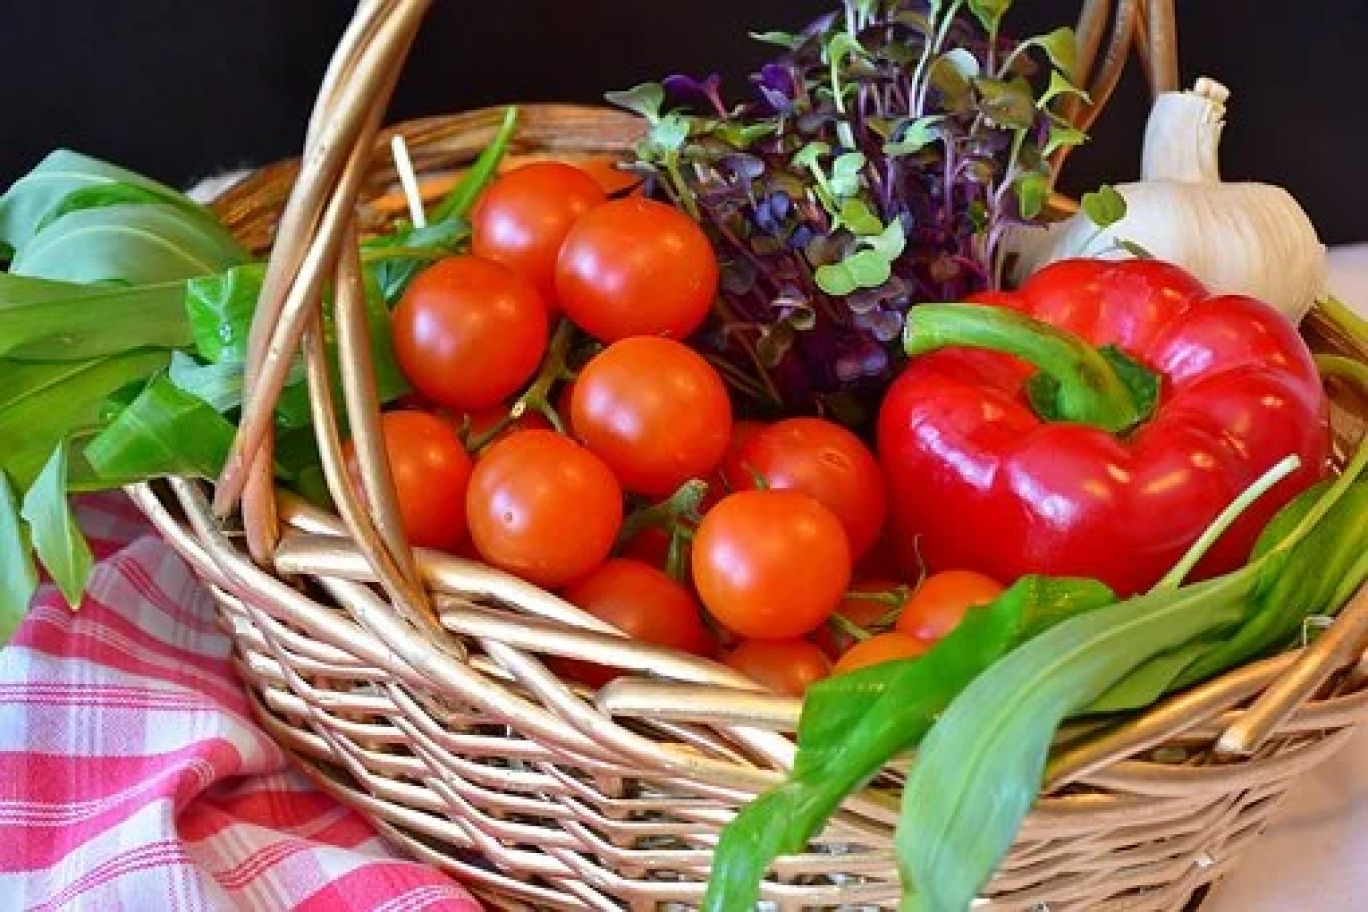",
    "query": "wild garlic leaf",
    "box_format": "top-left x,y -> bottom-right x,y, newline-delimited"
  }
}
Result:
10,203 -> 247,285
898,577 -> 1248,912
20,442 -> 93,610
0,273 -> 190,361
0,471 -> 37,641
0,149 -> 211,253
429,106 -> 518,224
364,216 -> 468,304
1081,184 -> 1128,229
605,82 -> 666,122
185,262 -> 263,363
32,182 -> 212,237
0,350 -> 171,489
84,374 -> 238,482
